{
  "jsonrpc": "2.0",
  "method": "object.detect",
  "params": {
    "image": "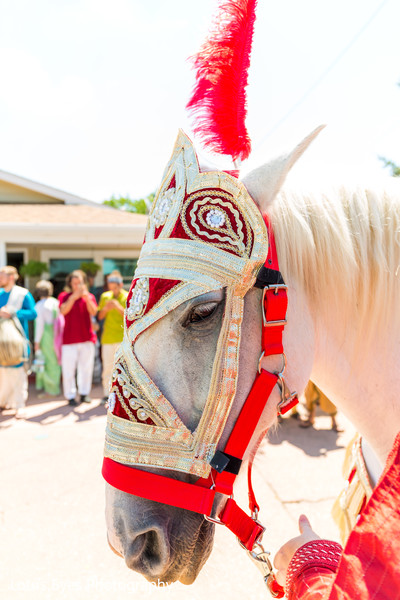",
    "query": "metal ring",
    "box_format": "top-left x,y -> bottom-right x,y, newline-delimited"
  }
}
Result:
204,514 -> 224,526
259,352 -> 286,377
258,351 -> 265,374
277,352 -> 287,377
